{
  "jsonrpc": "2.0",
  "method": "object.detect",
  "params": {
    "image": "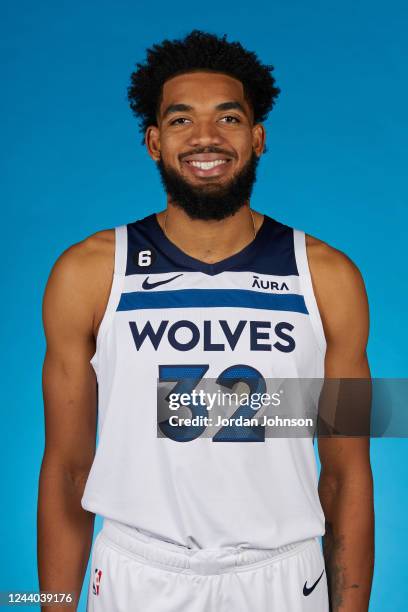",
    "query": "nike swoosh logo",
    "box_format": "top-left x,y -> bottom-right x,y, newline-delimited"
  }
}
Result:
142,273 -> 183,290
303,569 -> 325,596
